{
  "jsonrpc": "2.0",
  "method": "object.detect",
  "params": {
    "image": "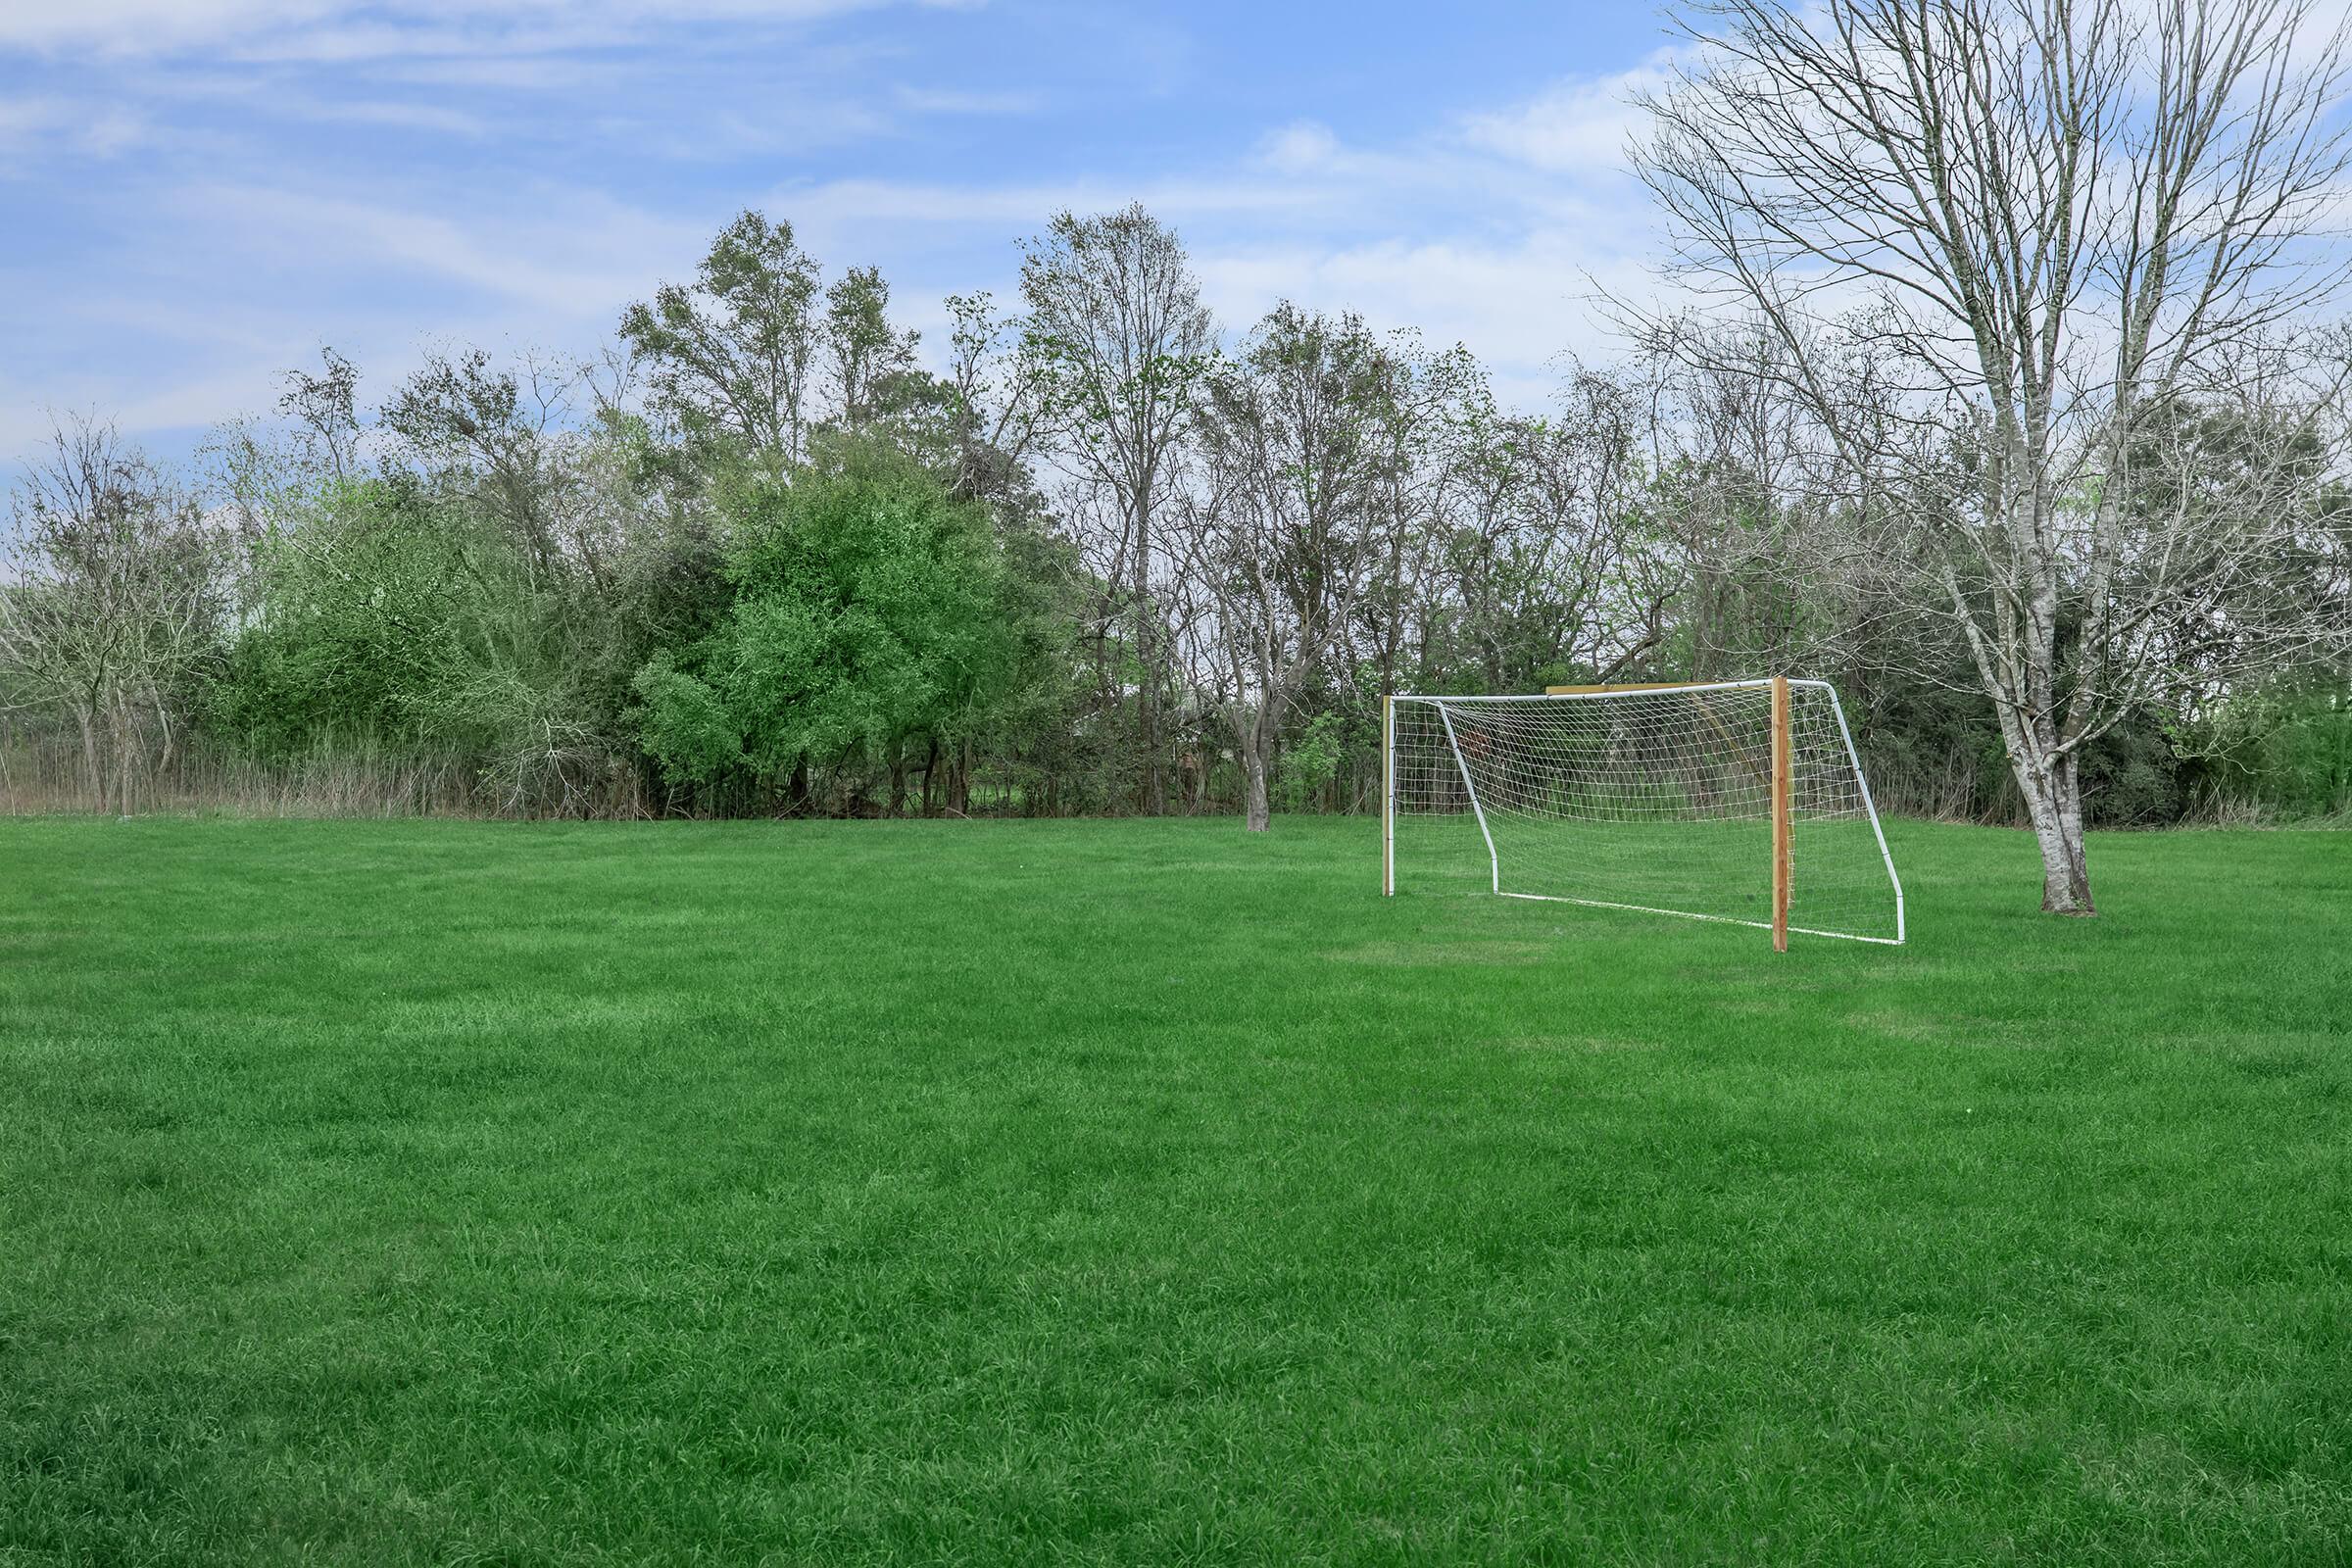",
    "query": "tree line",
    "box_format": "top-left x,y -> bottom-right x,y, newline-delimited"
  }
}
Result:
5,0 -> 2351,914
